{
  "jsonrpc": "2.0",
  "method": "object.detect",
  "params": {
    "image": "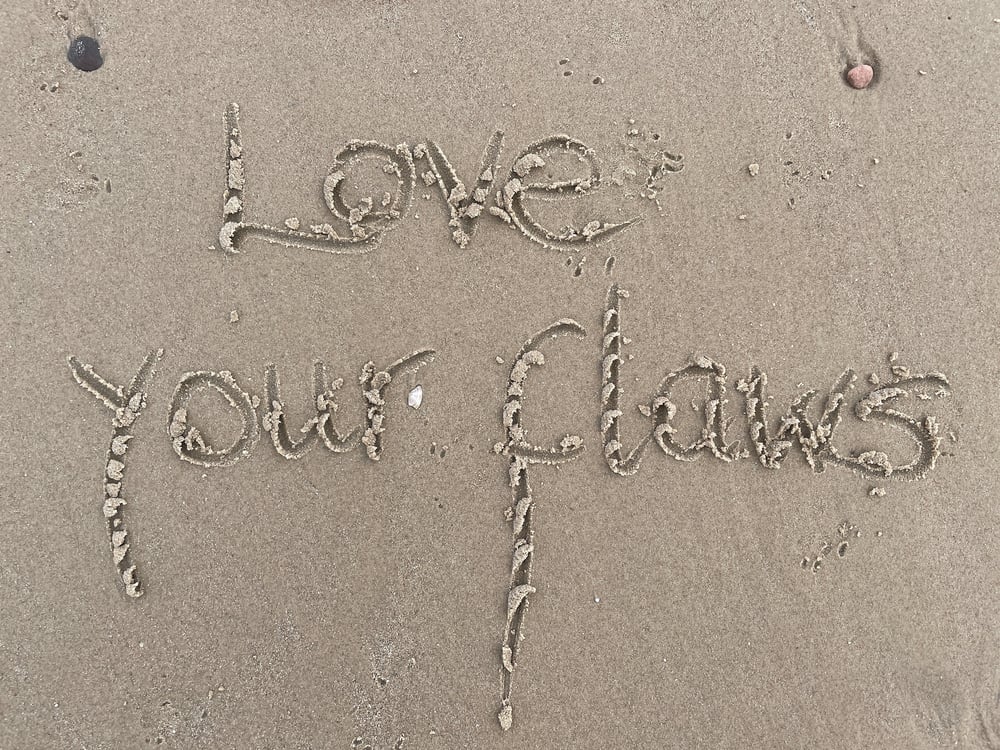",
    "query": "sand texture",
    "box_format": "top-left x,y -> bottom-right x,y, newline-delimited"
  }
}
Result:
1,1 -> 998,747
